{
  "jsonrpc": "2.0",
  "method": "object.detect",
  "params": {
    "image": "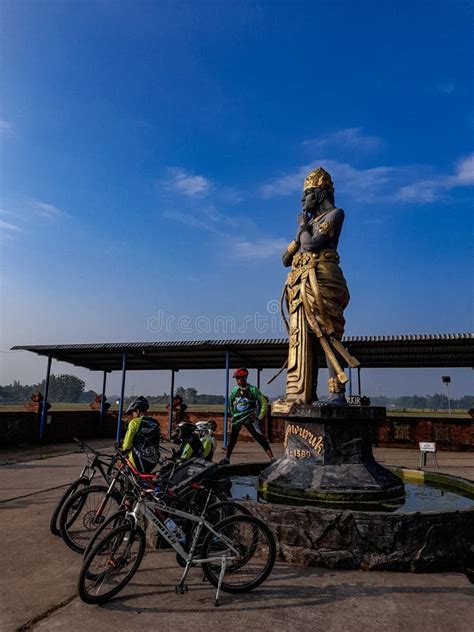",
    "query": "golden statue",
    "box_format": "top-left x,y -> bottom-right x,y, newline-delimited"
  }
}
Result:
274,167 -> 359,413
